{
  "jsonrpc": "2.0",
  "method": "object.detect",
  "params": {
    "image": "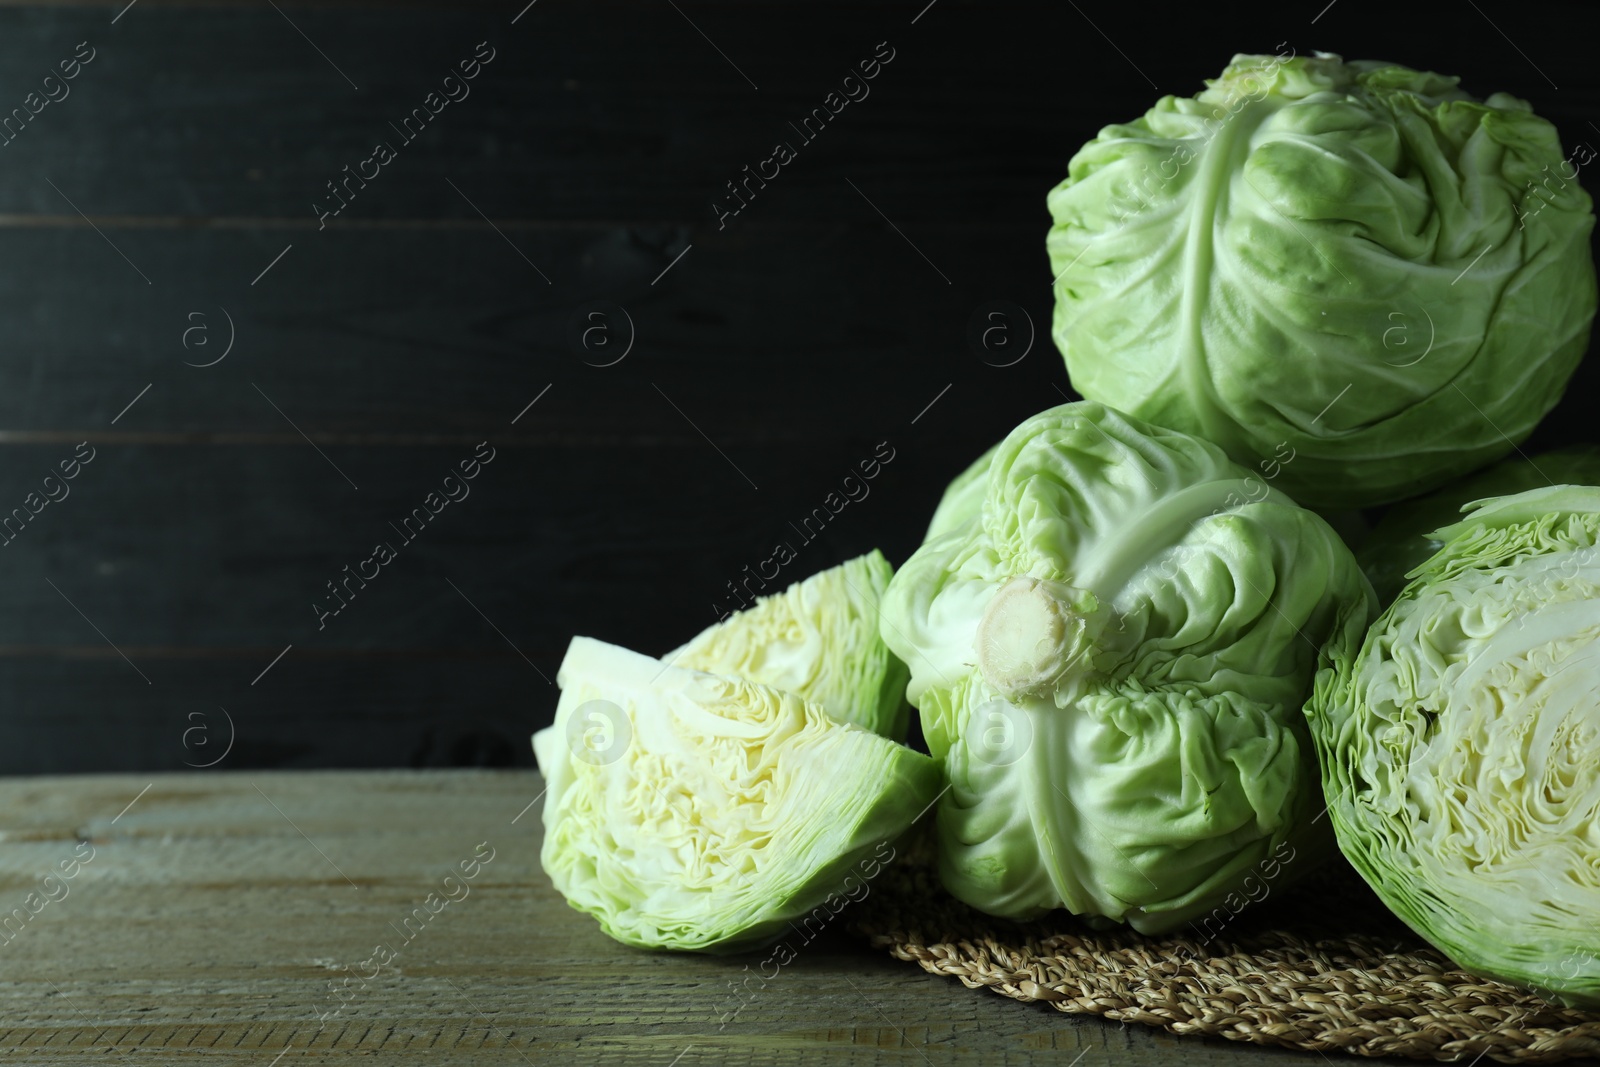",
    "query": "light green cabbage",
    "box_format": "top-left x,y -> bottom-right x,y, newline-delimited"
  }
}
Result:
925,445 -> 996,541
532,637 -> 941,953
667,551 -> 909,739
1047,52 -> 1596,509
879,401 -> 1373,933
1359,446 -> 1600,603
1308,486 -> 1600,1006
